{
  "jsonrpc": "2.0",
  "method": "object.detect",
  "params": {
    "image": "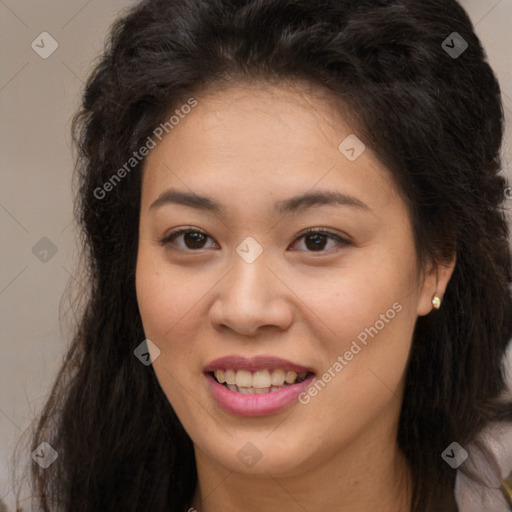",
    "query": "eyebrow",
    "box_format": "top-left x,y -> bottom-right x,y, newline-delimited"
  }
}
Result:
149,188 -> 370,215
